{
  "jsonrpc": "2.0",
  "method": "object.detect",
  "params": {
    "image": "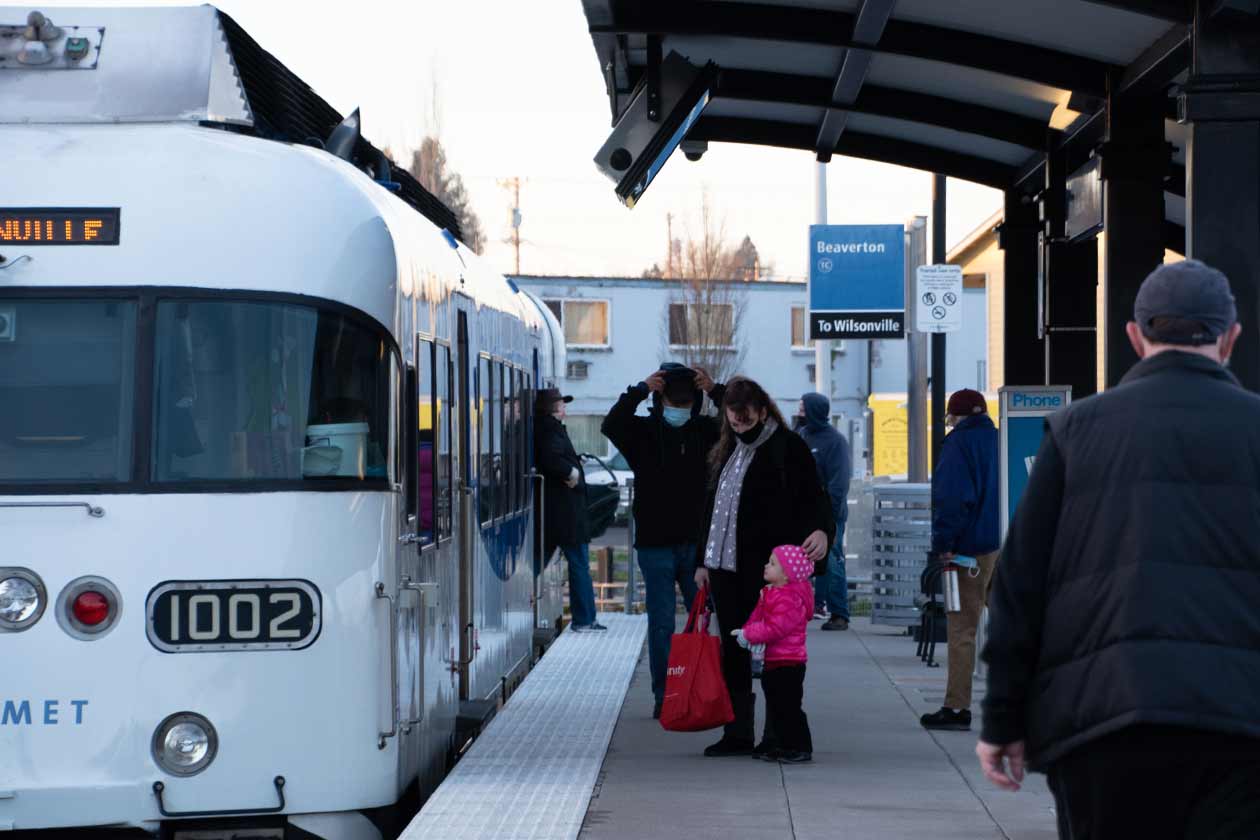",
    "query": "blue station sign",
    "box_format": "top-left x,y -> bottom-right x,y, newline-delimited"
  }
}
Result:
808,224 -> 905,340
